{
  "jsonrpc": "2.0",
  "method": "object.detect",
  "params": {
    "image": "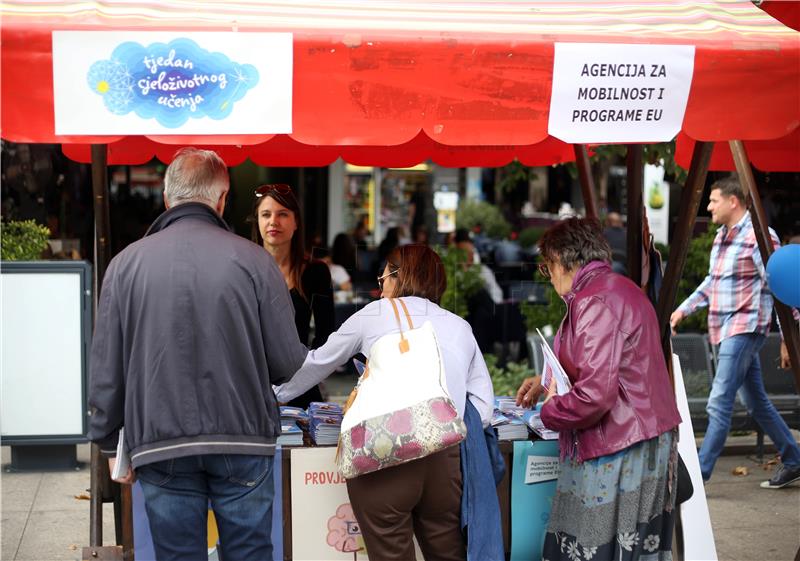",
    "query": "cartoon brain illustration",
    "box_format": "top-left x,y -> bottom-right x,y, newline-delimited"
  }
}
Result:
327,503 -> 364,557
